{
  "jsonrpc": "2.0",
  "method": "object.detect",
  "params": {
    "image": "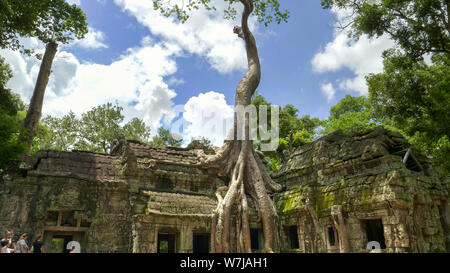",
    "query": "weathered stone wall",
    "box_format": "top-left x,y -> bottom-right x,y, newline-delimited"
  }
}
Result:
273,127 -> 450,253
1,128 -> 448,253
0,151 -> 132,253
0,140 -> 221,253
